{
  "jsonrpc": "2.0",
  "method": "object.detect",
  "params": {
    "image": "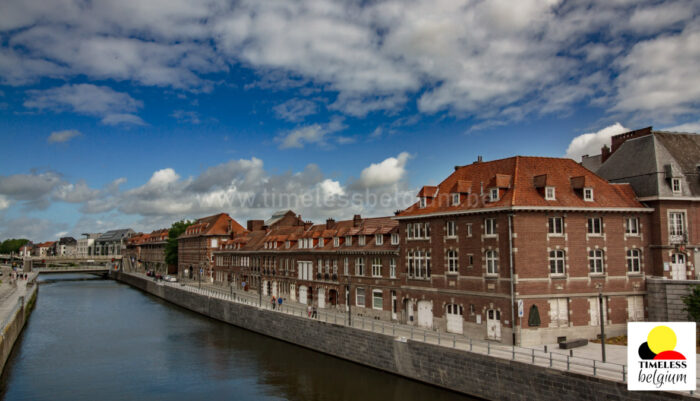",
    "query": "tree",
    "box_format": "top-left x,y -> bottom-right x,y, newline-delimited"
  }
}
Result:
682,285 -> 700,322
0,238 -> 30,254
164,220 -> 193,267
